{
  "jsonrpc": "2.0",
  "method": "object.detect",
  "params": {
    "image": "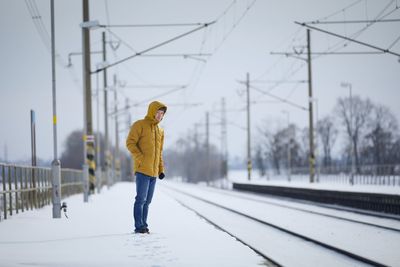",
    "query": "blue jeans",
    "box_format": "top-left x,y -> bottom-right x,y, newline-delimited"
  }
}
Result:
133,172 -> 156,231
